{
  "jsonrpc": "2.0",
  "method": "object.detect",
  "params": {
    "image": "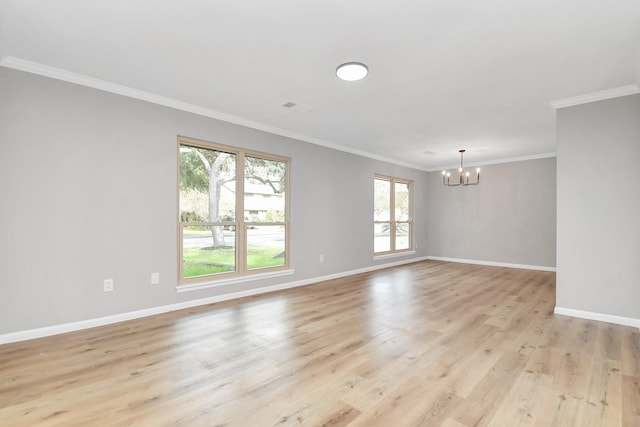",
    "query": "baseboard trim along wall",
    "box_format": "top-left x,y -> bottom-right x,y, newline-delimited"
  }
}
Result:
426,256 -> 557,272
0,256 -> 430,345
17,258 -> 622,345
554,306 -> 640,329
